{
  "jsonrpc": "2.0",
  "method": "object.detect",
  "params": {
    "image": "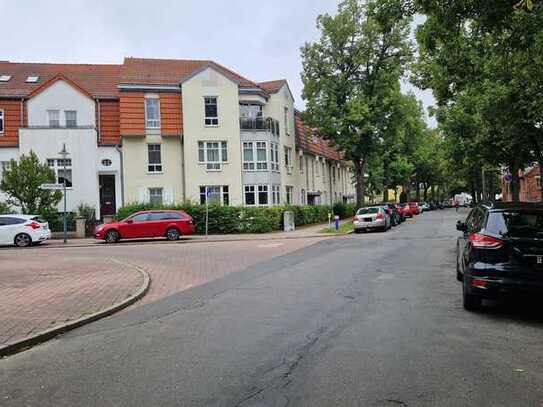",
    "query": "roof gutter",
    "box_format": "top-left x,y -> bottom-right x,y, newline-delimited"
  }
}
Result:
118,84 -> 180,92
